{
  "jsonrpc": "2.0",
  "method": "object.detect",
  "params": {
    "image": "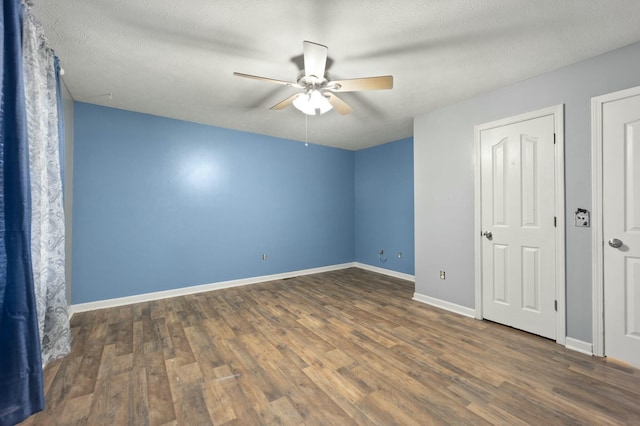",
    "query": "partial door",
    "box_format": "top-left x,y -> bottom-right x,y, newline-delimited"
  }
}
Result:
479,114 -> 557,339
603,90 -> 640,368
